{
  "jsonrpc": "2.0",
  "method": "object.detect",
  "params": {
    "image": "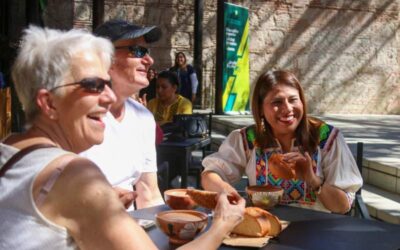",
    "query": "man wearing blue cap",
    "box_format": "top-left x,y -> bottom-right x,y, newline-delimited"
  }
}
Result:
81,20 -> 164,209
